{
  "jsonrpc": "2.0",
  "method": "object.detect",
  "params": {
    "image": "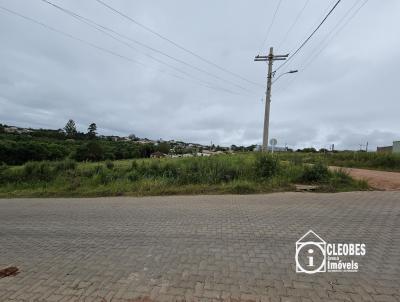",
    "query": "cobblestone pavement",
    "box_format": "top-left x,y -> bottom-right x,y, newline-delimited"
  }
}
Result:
0,192 -> 399,302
